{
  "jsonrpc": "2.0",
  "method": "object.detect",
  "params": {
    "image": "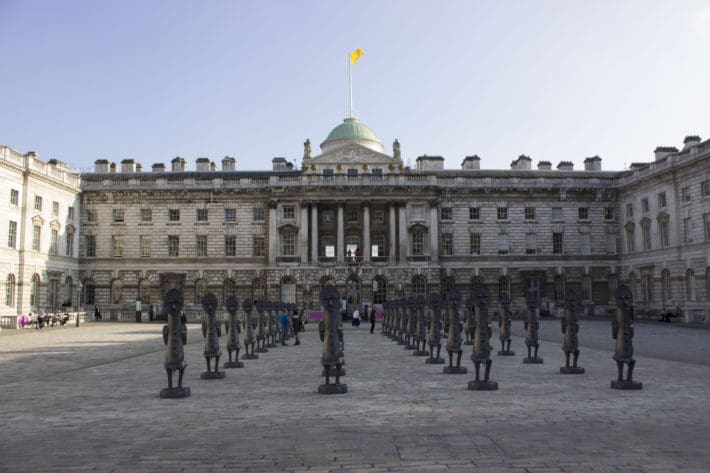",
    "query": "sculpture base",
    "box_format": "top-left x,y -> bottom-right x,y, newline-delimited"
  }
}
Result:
318,383 -> 348,395
497,350 -> 515,356
412,350 -> 429,356
468,380 -> 498,391
425,357 -> 445,364
322,367 -> 346,377
611,380 -> 643,390
443,366 -> 468,374
255,347 -> 269,353
560,366 -> 585,374
200,371 -> 226,380
159,387 -> 191,398
224,361 -> 244,369
242,353 -> 259,360
523,357 -> 544,364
